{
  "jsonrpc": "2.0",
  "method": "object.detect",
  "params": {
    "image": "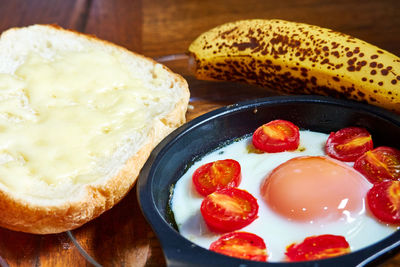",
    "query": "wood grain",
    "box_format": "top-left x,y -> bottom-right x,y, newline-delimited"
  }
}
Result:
0,0 -> 88,32
0,0 -> 399,266
71,190 -> 166,267
141,0 -> 400,58
85,0 -> 142,53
